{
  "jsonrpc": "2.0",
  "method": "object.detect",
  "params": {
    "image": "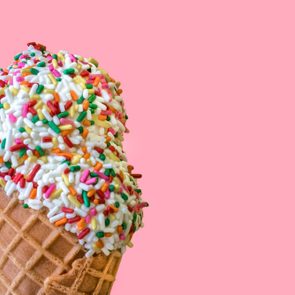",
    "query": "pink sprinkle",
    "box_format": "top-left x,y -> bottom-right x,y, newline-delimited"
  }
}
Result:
80,169 -> 90,183
18,62 -> 25,68
15,138 -> 22,144
16,76 -> 24,82
119,233 -> 126,240
95,171 -> 109,181
90,208 -> 97,216
45,184 -> 56,198
60,118 -> 75,126
85,215 -> 91,224
108,127 -> 116,135
22,104 -> 29,117
69,54 -> 76,62
85,178 -> 97,185
78,228 -> 90,239
8,114 -> 17,123
52,69 -> 61,77
49,64 -> 54,71
105,190 -> 110,199
101,110 -> 112,116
